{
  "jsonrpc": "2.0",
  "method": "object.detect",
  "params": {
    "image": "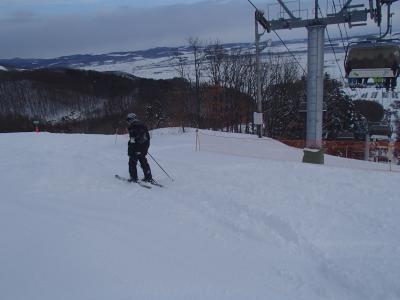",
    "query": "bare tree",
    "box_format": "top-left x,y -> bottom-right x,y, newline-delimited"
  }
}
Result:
204,40 -> 226,86
188,37 -> 206,127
